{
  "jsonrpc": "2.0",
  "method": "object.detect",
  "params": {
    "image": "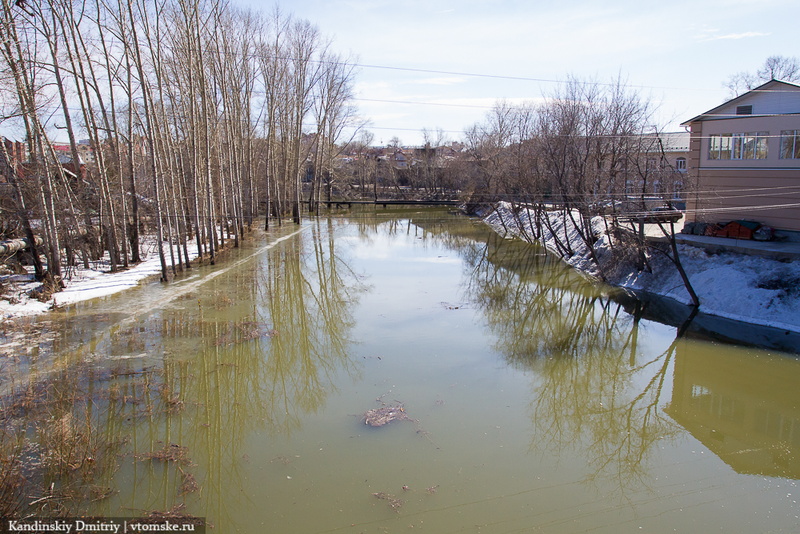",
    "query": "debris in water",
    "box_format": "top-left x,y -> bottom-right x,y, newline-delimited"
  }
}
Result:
179,470 -> 199,496
90,486 -> 116,502
139,443 -> 191,466
141,503 -> 207,528
372,492 -> 404,512
363,404 -> 409,427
